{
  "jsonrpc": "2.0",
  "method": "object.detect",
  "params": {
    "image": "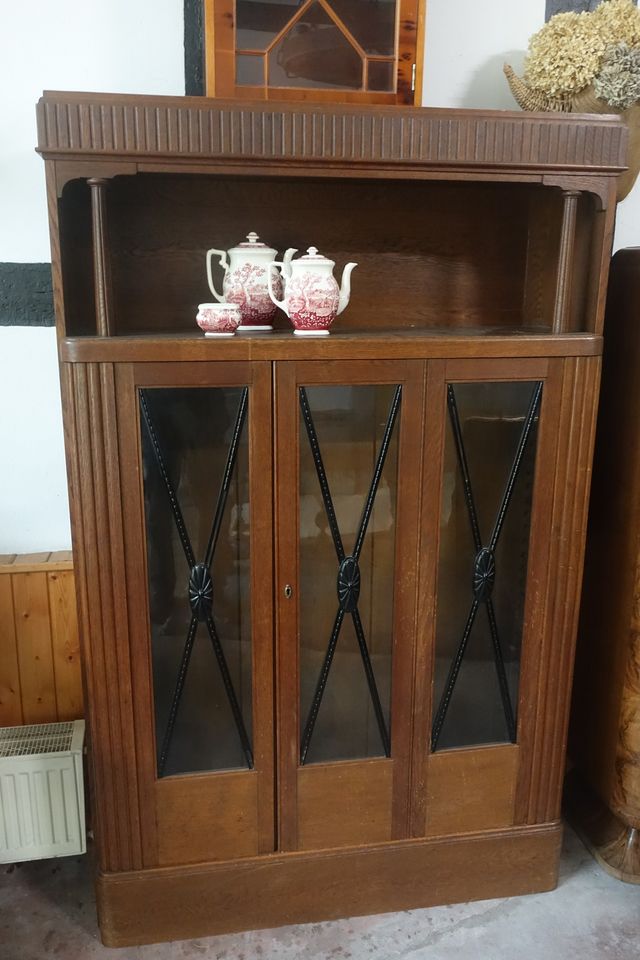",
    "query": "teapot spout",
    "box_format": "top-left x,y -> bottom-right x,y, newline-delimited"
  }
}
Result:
337,262 -> 357,316
282,247 -> 298,279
